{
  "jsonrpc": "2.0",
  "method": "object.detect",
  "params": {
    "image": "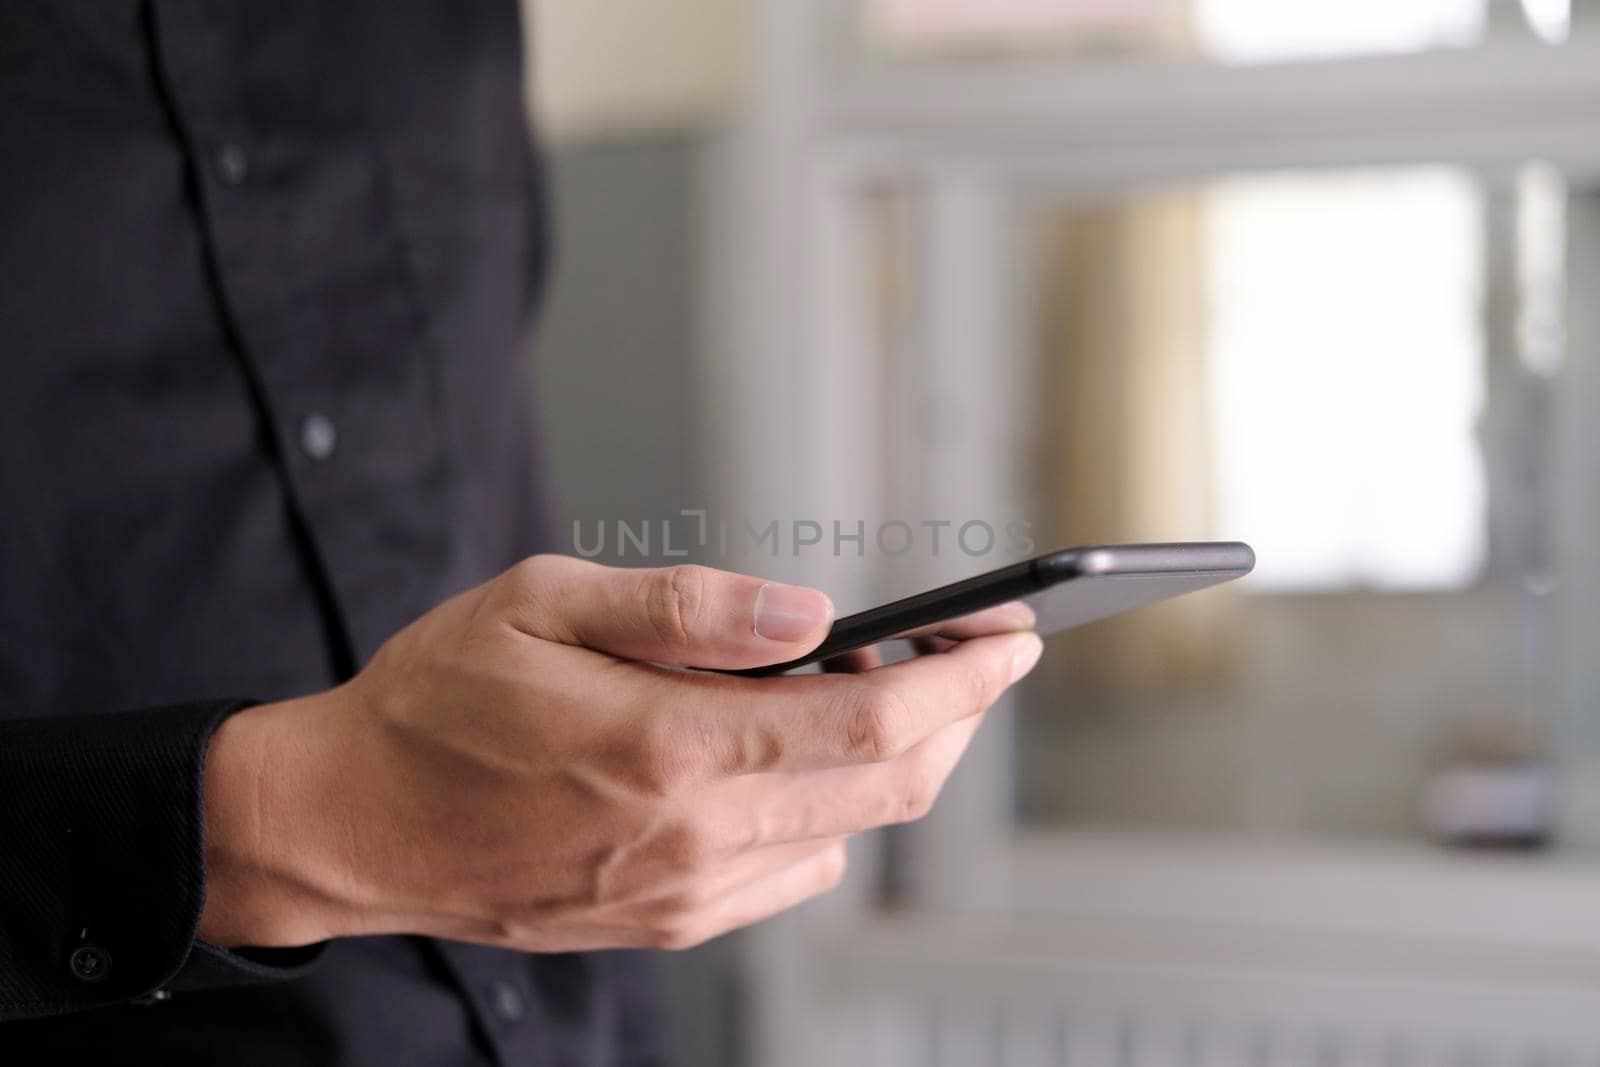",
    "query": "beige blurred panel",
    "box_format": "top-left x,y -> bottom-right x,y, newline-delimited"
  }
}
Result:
524,0 -> 745,143
1038,194 -> 1237,694
866,0 -> 1194,56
